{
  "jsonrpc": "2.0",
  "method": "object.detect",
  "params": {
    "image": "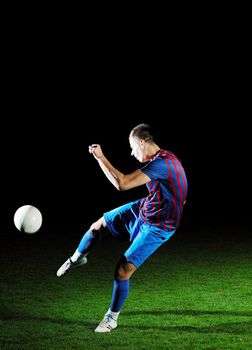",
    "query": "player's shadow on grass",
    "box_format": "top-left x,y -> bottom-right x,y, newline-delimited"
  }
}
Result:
122,309 -> 252,334
1,308 -> 97,331
122,321 -> 252,335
